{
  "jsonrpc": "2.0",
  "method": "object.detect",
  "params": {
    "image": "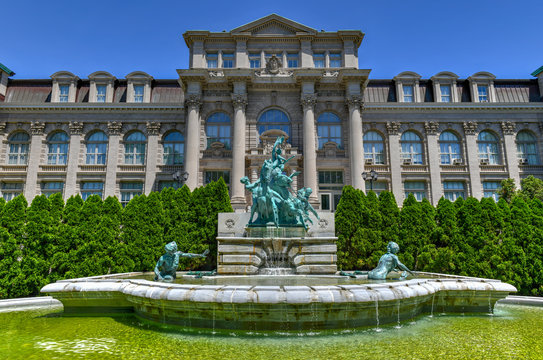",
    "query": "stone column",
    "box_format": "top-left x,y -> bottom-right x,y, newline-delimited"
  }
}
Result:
0,122 -> 6,157
346,95 -> 365,191
144,121 -> 161,194
425,122 -> 442,205
104,121 -> 122,198
501,121 -> 520,186
463,121 -> 482,199
386,122 -> 403,203
24,121 -> 45,200
301,93 -> 319,202
230,93 -> 248,209
184,95 -> 202,190
64,122 -> 83,199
